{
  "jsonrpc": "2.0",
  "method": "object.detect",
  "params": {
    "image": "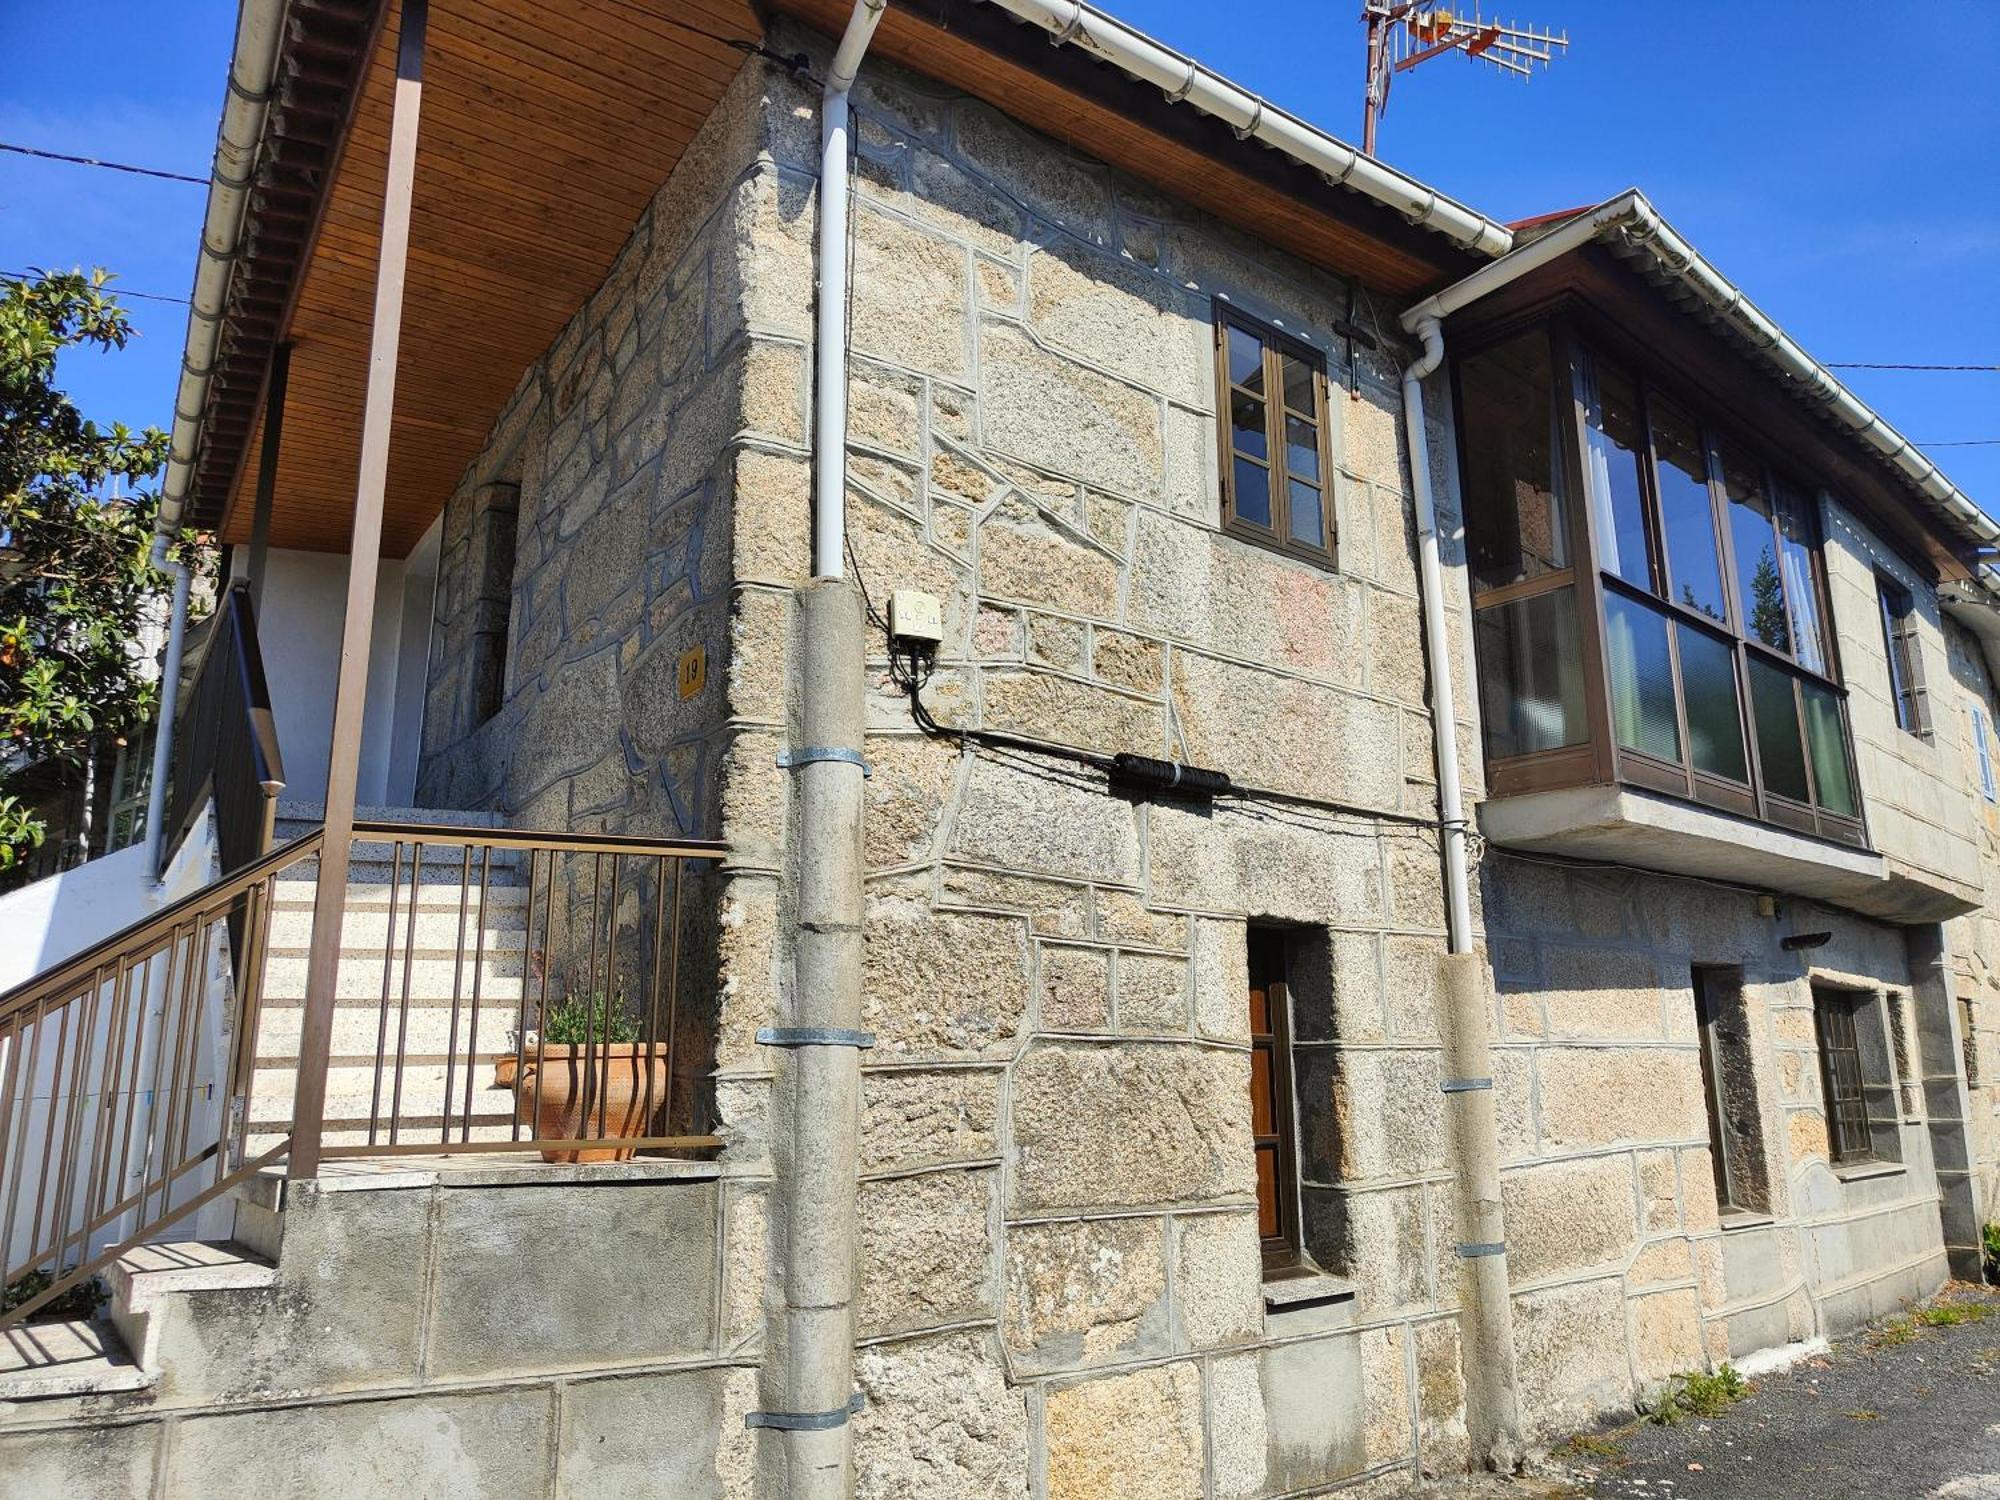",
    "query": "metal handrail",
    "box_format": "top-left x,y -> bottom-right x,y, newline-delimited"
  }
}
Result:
0,829 -> 325,1032
159,582 -> 286,878
1,819 -> 723,1333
